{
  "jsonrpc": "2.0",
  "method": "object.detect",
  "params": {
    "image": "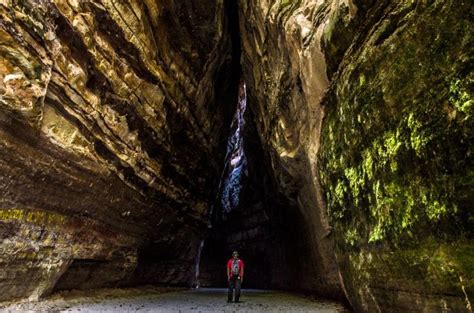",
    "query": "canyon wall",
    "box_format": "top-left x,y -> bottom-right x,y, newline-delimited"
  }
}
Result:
240,0 -> 472,311
0,0 -> 472,311
0,0 -> 237,301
